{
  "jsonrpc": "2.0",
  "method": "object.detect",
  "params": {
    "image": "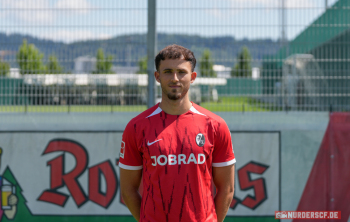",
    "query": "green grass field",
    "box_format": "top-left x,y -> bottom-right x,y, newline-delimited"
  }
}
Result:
201,96 -> 274,112
0,97 -> 277,113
